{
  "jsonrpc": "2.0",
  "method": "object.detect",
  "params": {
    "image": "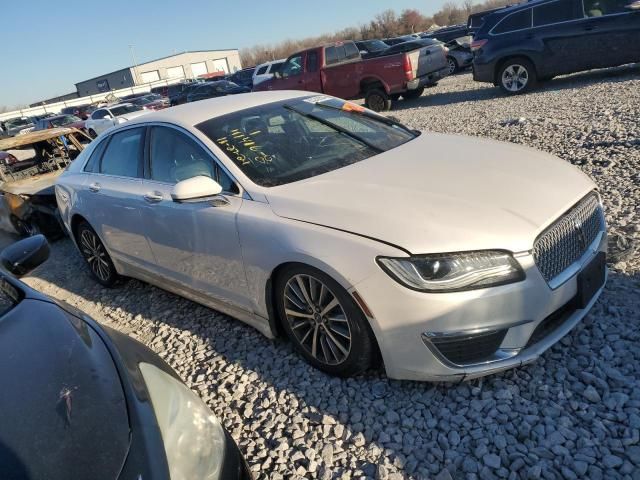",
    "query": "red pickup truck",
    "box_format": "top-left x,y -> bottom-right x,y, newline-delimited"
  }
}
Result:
253,40 -> 449,111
